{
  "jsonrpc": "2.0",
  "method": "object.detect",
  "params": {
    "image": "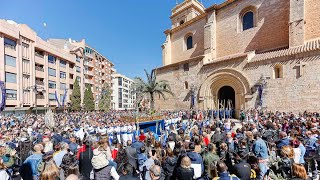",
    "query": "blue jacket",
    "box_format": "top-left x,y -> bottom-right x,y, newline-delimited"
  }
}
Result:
22,153 -> 43,176
216,172 -> 240,180
187,151 -> 204,179
299,144 -> 306,164
277,138 -> 290,150
253,138 -> 269,159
